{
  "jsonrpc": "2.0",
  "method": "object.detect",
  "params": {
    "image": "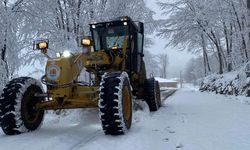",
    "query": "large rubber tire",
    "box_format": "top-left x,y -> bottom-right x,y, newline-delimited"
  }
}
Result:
99,72 -> 132,135
156,81 -> 162,107
144,78 -> 161,111
0,77 -> 44,135
139,60 -> 147,85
